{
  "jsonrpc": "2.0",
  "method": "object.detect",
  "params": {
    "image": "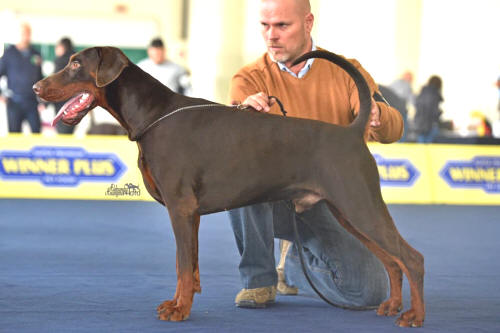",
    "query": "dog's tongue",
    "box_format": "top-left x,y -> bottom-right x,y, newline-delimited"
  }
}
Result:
51,107 -> 67,127
51,93 -> 91,126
